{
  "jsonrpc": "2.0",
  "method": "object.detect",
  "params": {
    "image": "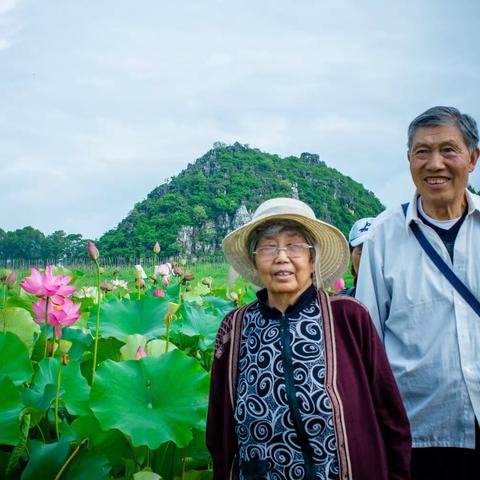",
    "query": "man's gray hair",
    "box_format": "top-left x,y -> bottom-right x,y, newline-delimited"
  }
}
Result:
407,106 -> 479,154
